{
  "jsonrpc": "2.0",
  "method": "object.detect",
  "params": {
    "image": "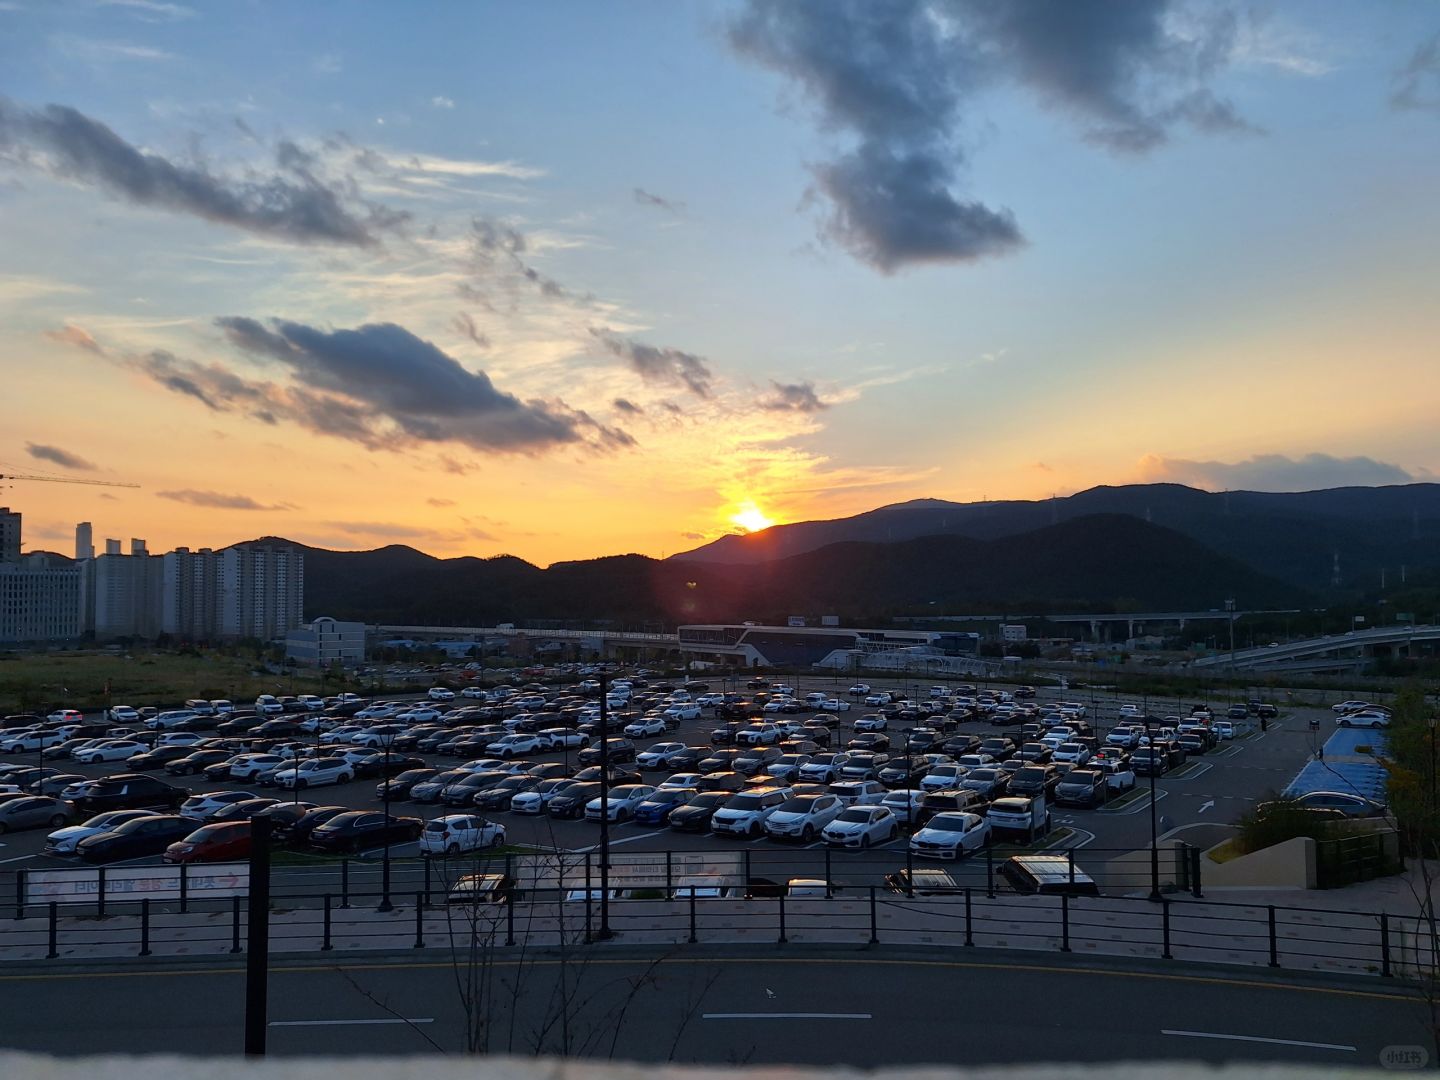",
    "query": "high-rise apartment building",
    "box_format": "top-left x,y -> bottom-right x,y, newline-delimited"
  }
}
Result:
161,546 -> 222,639
89,539 -> 164,640
221,544 -> 305,640
0,508 -> 20,563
